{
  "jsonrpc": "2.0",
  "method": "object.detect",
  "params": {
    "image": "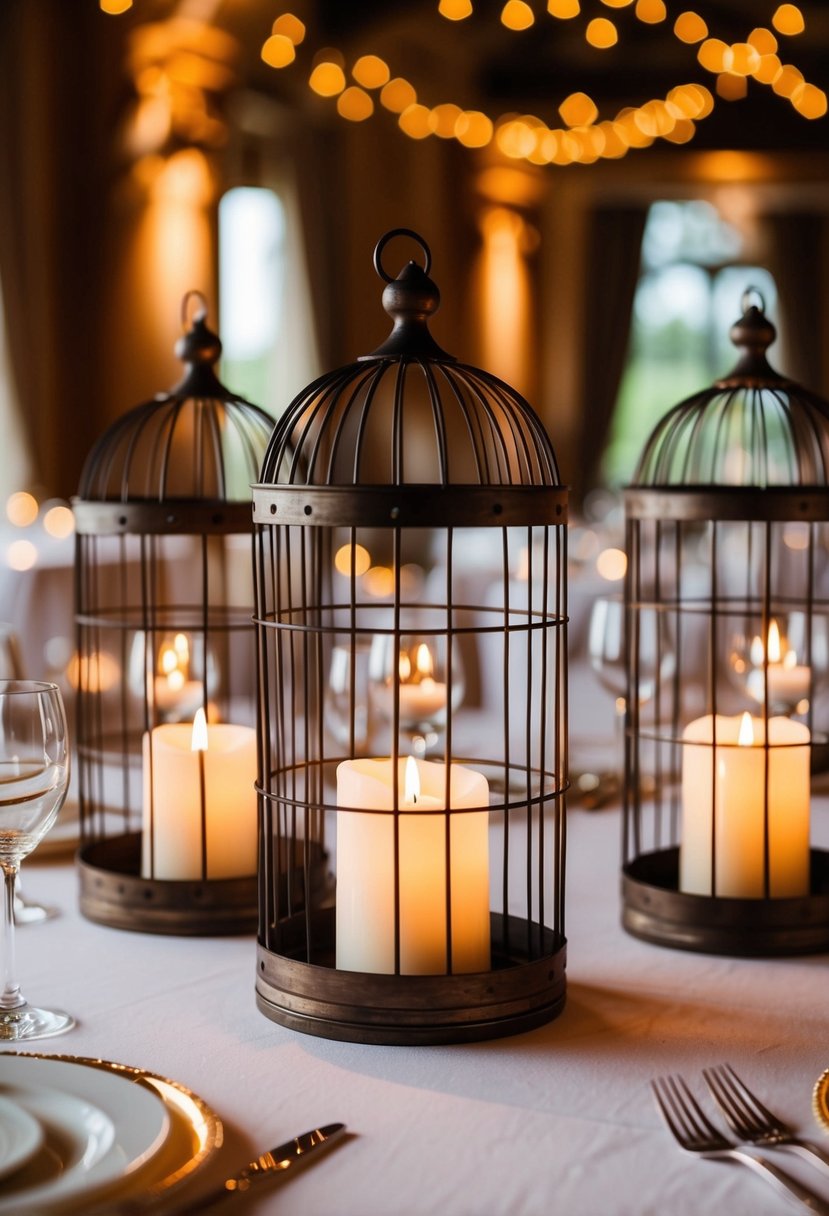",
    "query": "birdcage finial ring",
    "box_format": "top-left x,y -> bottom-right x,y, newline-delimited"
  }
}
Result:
180,289 -> 209,332
741,286 -> 767,315
373,229 -> 432,283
